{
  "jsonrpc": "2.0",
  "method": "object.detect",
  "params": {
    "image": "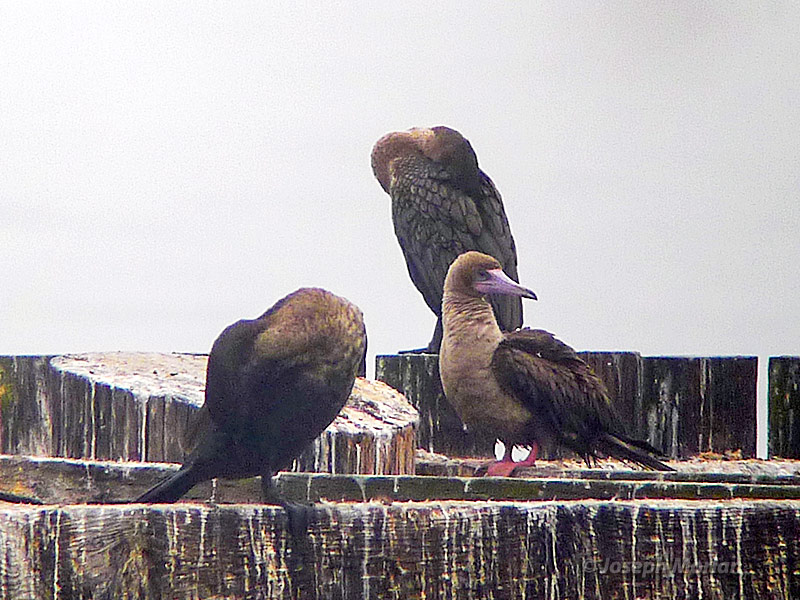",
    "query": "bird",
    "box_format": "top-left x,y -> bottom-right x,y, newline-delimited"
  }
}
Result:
371,126 -> 522,353
135,287 -> 368,503
438,251 -> 673,476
